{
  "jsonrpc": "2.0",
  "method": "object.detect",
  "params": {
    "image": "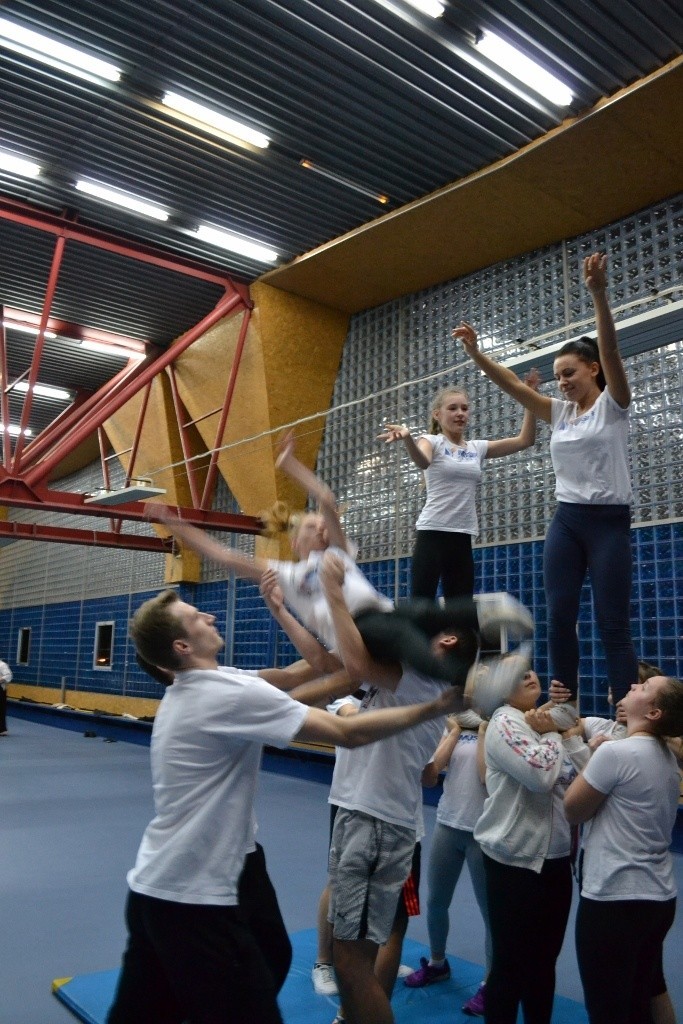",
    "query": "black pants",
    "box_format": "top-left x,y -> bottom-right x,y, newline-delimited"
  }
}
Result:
0,684 -> 6,732
354,597 -> 479,686
107,845 -> 290,1024
483,854 -> 572,1024
411,530 -> 475,600
576,895 -> 676,1024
